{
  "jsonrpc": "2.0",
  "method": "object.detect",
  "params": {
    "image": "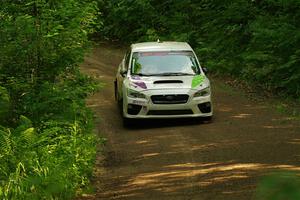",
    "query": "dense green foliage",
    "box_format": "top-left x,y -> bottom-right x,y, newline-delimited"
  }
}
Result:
0,0 -> 99,199
98,0 -> 300,97
256,172 -> 300,200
